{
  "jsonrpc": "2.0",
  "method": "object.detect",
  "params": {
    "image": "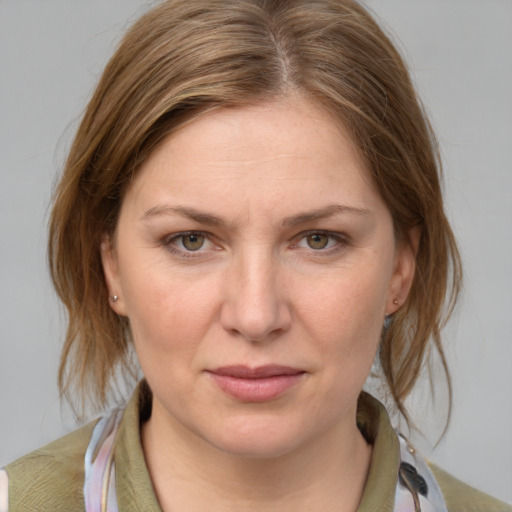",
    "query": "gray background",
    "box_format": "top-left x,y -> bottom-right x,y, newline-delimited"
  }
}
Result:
1,0 -> 511,503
